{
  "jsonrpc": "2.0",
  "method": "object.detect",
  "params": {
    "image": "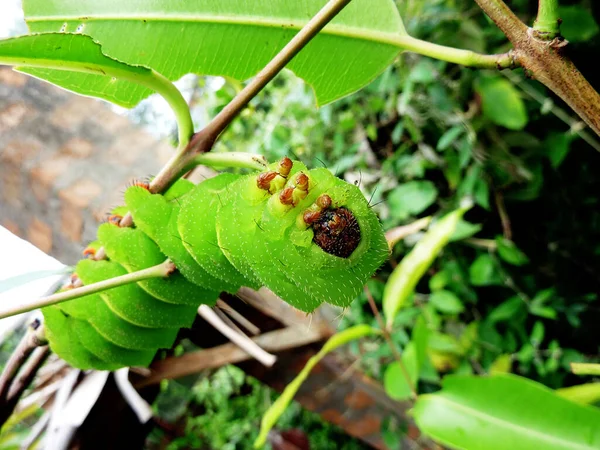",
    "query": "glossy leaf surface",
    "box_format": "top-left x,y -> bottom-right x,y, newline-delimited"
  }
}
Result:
24,0 -> 406,106
414,374 -> 600,450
